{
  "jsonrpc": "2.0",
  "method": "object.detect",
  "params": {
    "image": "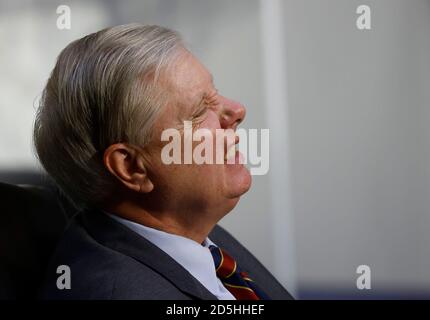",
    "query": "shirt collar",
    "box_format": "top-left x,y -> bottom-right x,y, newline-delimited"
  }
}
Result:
106,213 -> 229,298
